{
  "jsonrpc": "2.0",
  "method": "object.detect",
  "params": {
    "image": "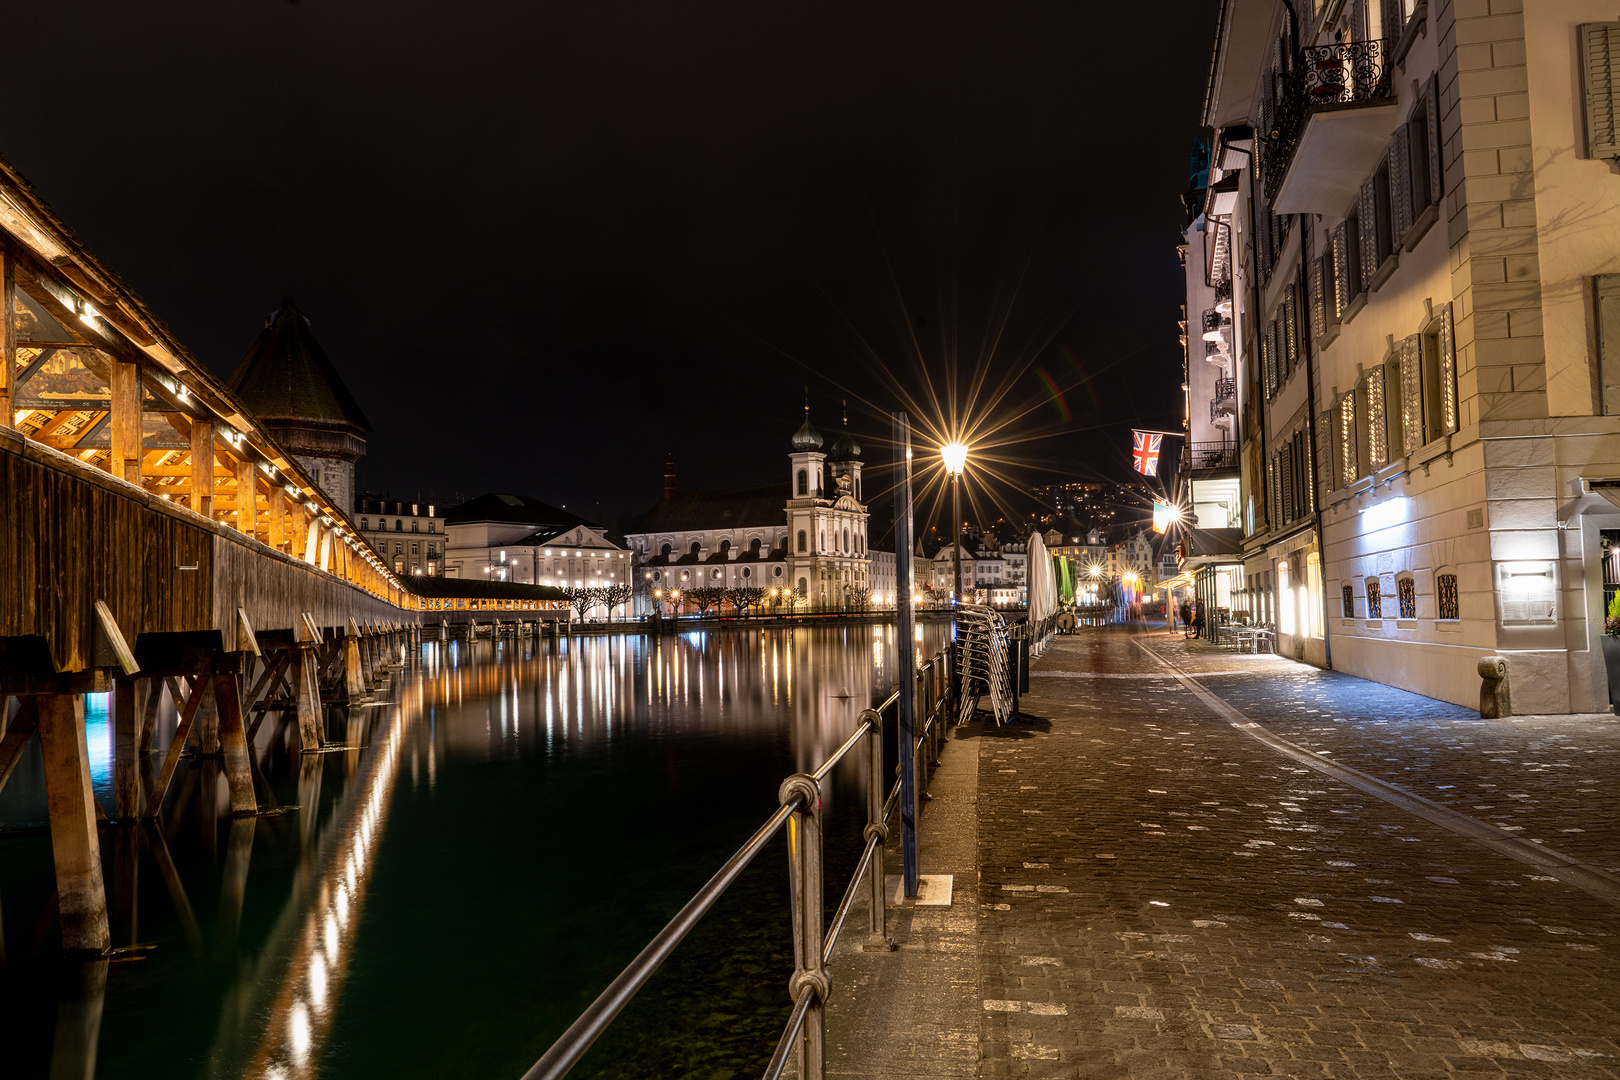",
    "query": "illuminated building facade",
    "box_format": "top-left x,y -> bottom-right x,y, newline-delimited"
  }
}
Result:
1201,0 -> 1620,711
